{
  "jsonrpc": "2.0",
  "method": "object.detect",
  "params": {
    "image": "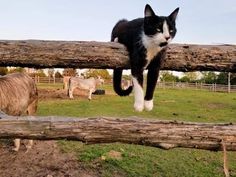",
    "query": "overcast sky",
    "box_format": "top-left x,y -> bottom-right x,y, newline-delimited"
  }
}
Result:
0,0 -> 235,44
